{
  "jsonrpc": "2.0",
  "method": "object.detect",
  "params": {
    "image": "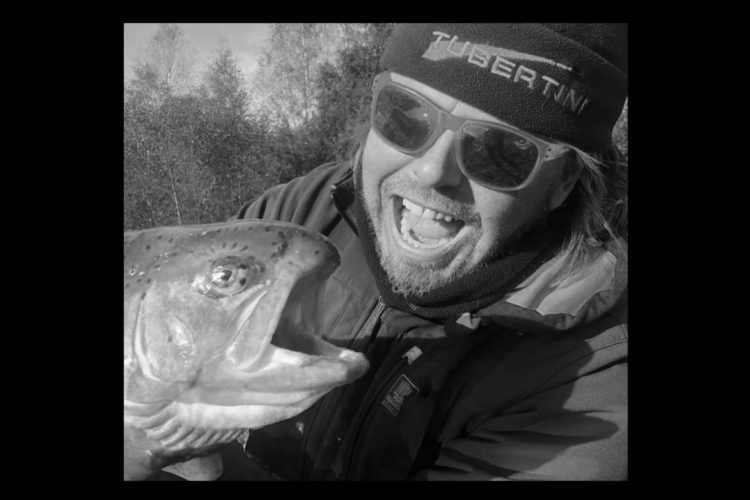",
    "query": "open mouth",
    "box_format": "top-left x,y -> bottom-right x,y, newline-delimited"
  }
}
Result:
224,263 -> 368,393
390,195 -> 469,258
